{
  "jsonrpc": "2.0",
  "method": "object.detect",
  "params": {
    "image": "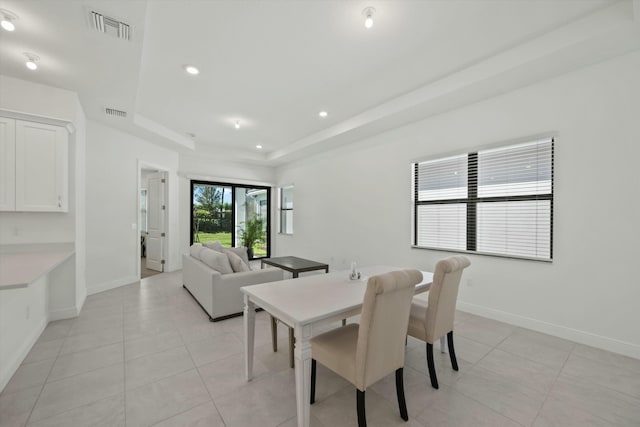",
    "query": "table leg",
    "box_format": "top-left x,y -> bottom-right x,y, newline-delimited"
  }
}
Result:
271,316 -> 278,352
294,323 -> 312,427
289,327 -> 295,368
244,295 -> 256,381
